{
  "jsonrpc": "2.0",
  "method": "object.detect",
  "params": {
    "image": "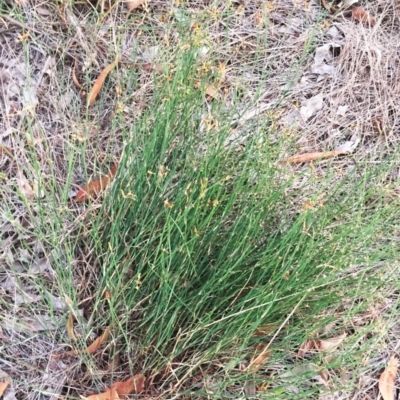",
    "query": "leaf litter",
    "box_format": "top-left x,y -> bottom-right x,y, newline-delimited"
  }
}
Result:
53,326 -> 111,358
0,381 -> 10,397
352,6 -> 375,26
300,93 -> 324,122
248,344 -> 270,373
85,374 -> 146,400
73,164 -> 118,202
0,370 -> 14,400
379,355 -> 398,400
297,333 -> 347,356
125,0 -> 147,12
280,150 -> 345,165
87,59 -> 120,106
